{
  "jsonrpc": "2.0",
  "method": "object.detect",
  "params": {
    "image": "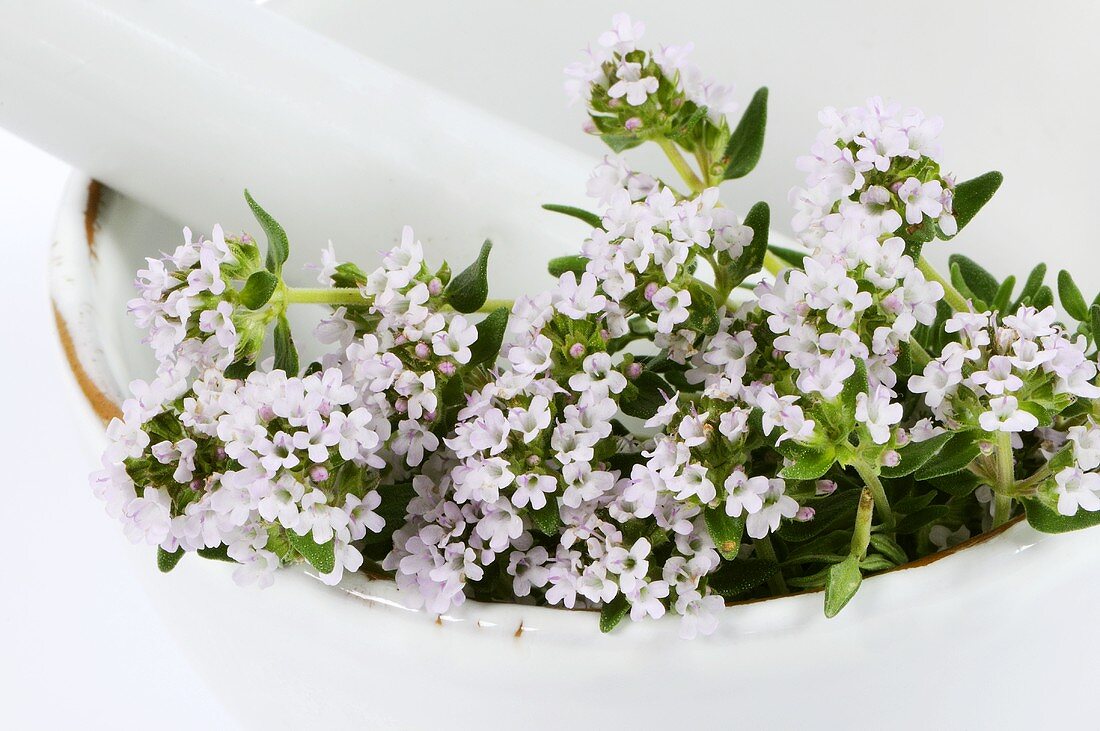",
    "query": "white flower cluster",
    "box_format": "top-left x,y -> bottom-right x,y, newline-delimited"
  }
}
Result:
565,13 -> 737,131
792,98 -> 956,242
94,226 -> 480,587
910,306 -> 1100,432
127,226 -> 245,379
88,15 -> 1100,638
